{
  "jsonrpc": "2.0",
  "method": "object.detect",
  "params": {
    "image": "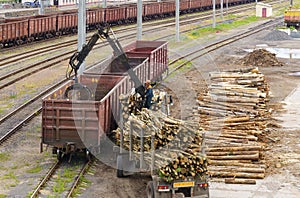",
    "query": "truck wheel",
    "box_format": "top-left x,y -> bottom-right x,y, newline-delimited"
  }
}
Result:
146,181 -> 155,198
116,155 -> 124,178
